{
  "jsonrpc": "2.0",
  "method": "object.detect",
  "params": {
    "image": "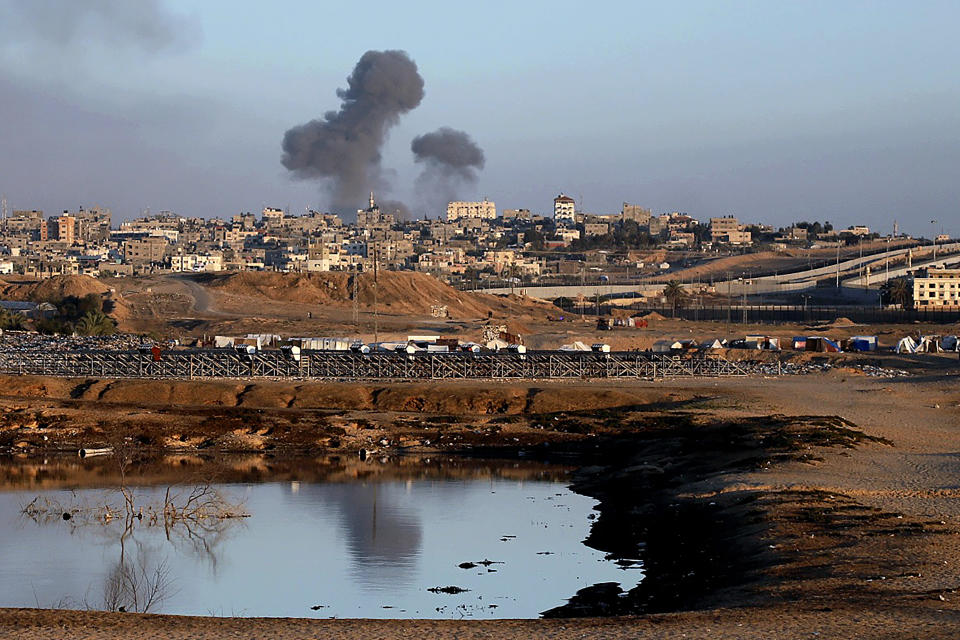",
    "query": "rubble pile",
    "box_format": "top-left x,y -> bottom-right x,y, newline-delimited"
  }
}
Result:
757,361 -> 910,378
0,331 -> 144,352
